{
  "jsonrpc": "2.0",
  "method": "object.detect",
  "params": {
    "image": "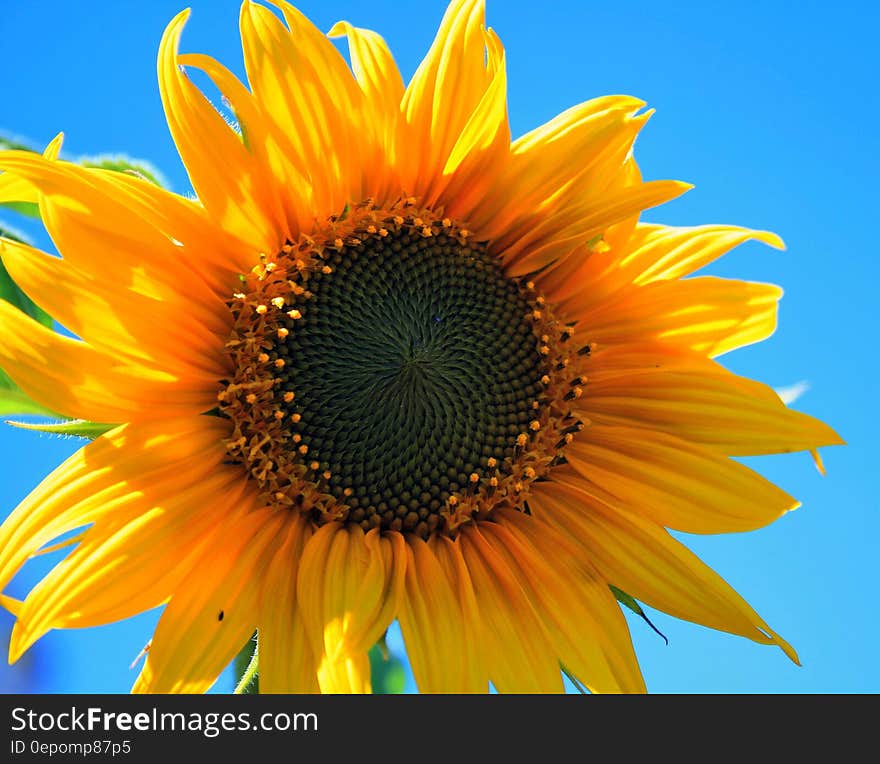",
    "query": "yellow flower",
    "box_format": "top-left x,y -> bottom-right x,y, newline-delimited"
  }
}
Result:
0,0 -> 842,693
